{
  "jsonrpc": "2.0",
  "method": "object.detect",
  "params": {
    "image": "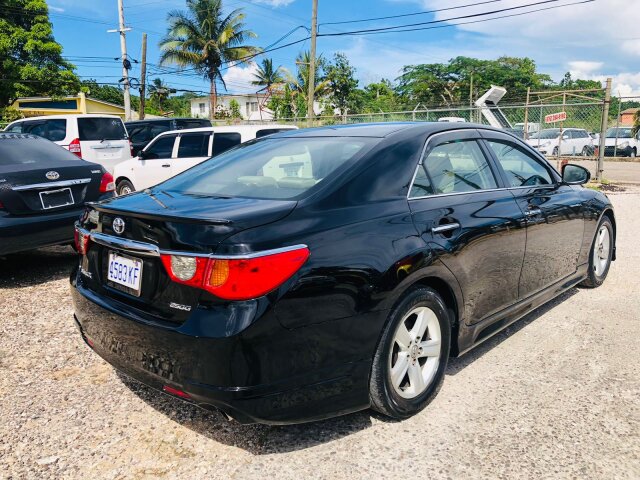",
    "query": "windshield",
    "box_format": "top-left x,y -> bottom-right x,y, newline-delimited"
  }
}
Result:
0,136 -> 79,166
530,129 -> 560,139
160,136 -> 378,200
78,117 -> 128,141
605,127 -> 633,138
